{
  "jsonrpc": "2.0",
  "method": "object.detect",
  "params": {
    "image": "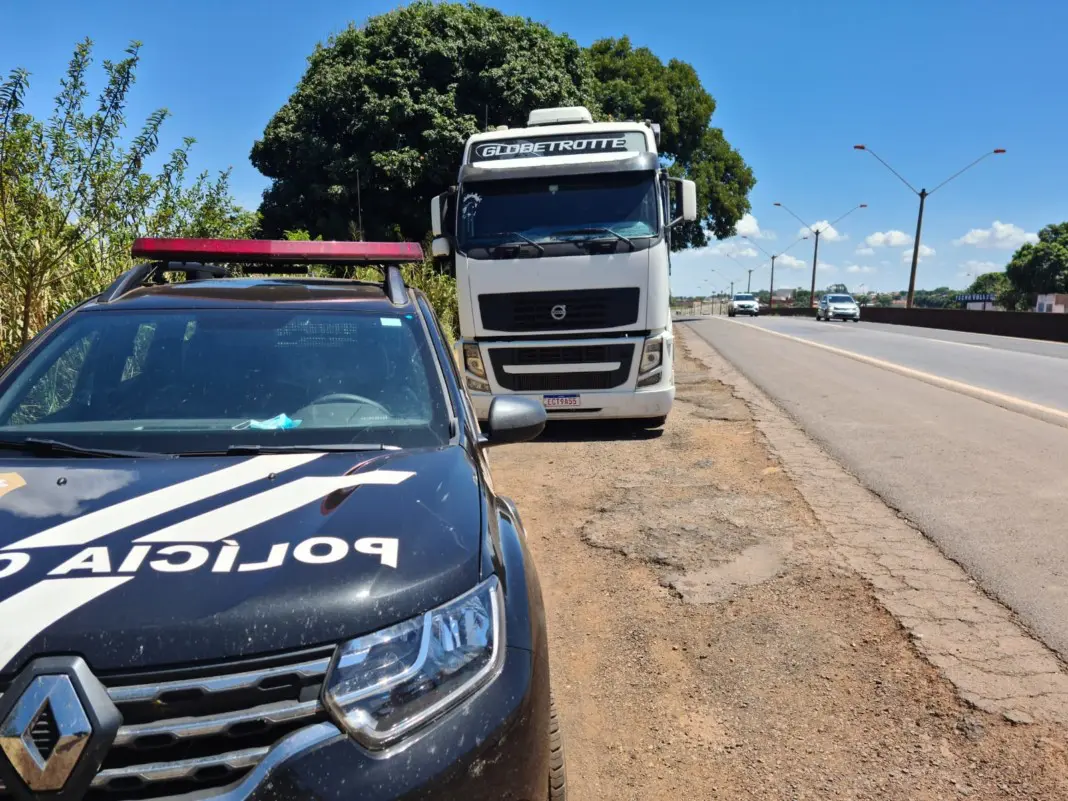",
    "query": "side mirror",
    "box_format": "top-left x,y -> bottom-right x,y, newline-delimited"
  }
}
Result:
668,177 -> 699,226
431,236 -> 452,259
479,396 -> 546,448
430,192 -> 447,237
681,179 -> 697,222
